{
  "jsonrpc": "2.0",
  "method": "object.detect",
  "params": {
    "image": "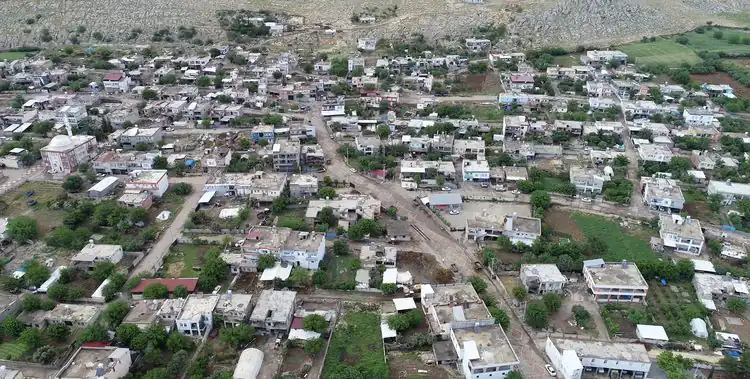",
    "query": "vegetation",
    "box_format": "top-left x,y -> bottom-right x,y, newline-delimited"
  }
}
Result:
322,311 -> 387,379
387,309 -> 423,332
